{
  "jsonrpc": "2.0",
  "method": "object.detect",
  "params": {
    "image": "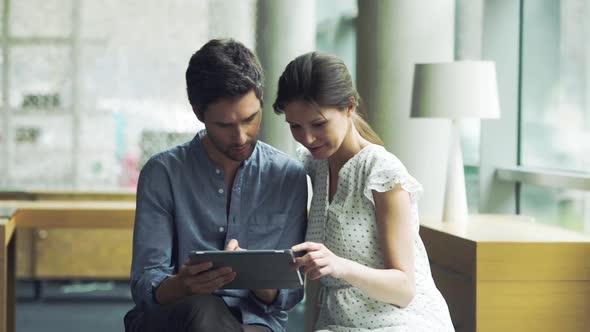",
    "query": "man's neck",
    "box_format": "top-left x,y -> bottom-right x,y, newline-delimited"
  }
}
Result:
201,135 -> 242,175
201,134 -> 242,216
